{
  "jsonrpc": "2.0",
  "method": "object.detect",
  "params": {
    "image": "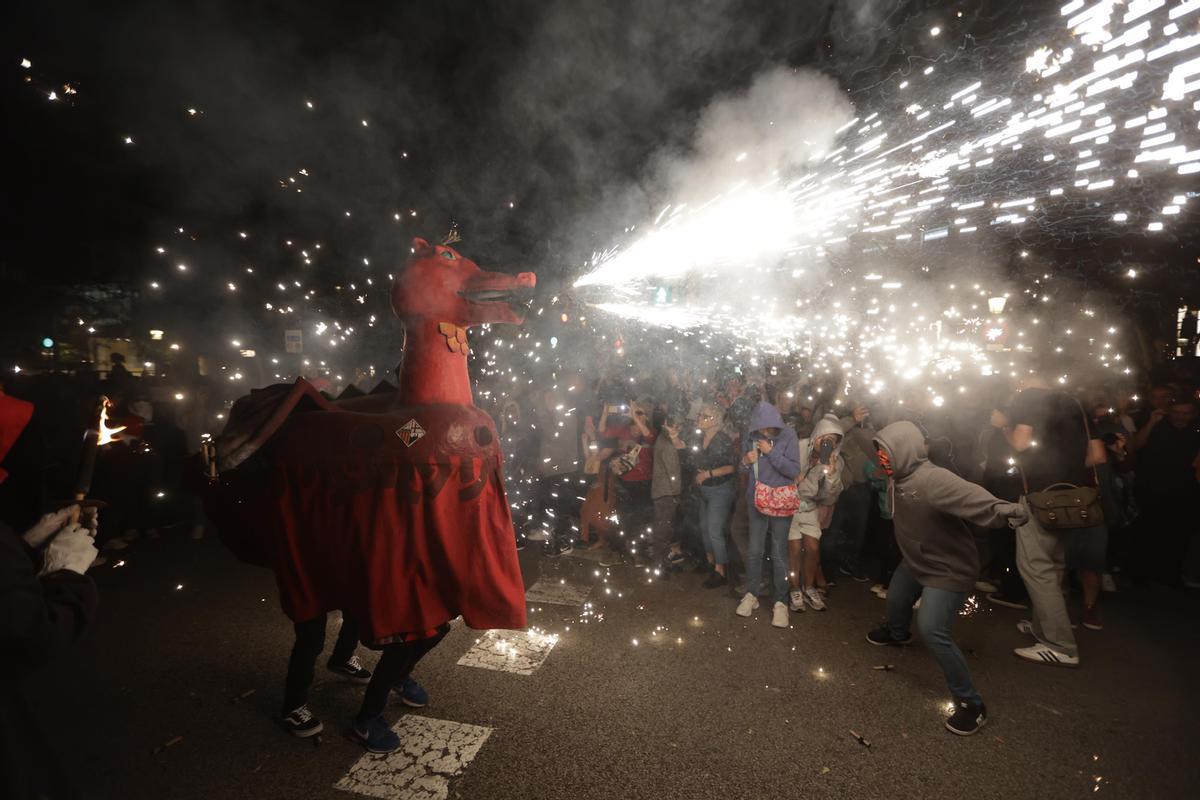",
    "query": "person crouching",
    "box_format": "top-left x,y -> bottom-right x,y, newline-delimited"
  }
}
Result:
866,421 -> 1028,736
